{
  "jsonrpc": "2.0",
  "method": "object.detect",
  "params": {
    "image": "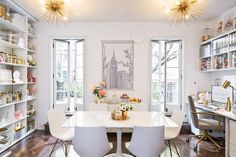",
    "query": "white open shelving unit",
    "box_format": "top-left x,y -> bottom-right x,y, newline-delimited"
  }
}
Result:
199,28 -> 236,72
0,0 -> 37,153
